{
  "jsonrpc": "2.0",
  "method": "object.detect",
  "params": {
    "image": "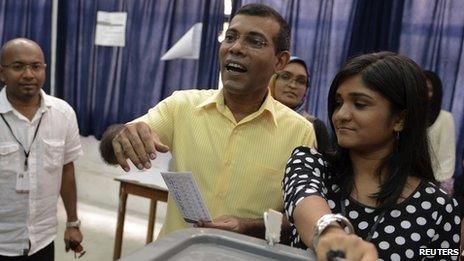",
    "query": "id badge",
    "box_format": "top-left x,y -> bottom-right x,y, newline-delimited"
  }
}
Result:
16,170 -> 29,193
